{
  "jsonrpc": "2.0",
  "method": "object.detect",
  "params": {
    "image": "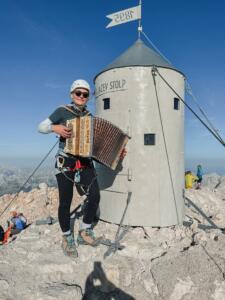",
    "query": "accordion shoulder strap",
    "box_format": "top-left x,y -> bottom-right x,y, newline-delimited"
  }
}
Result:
61,105 -> 76,115
61,105 -> 91,116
